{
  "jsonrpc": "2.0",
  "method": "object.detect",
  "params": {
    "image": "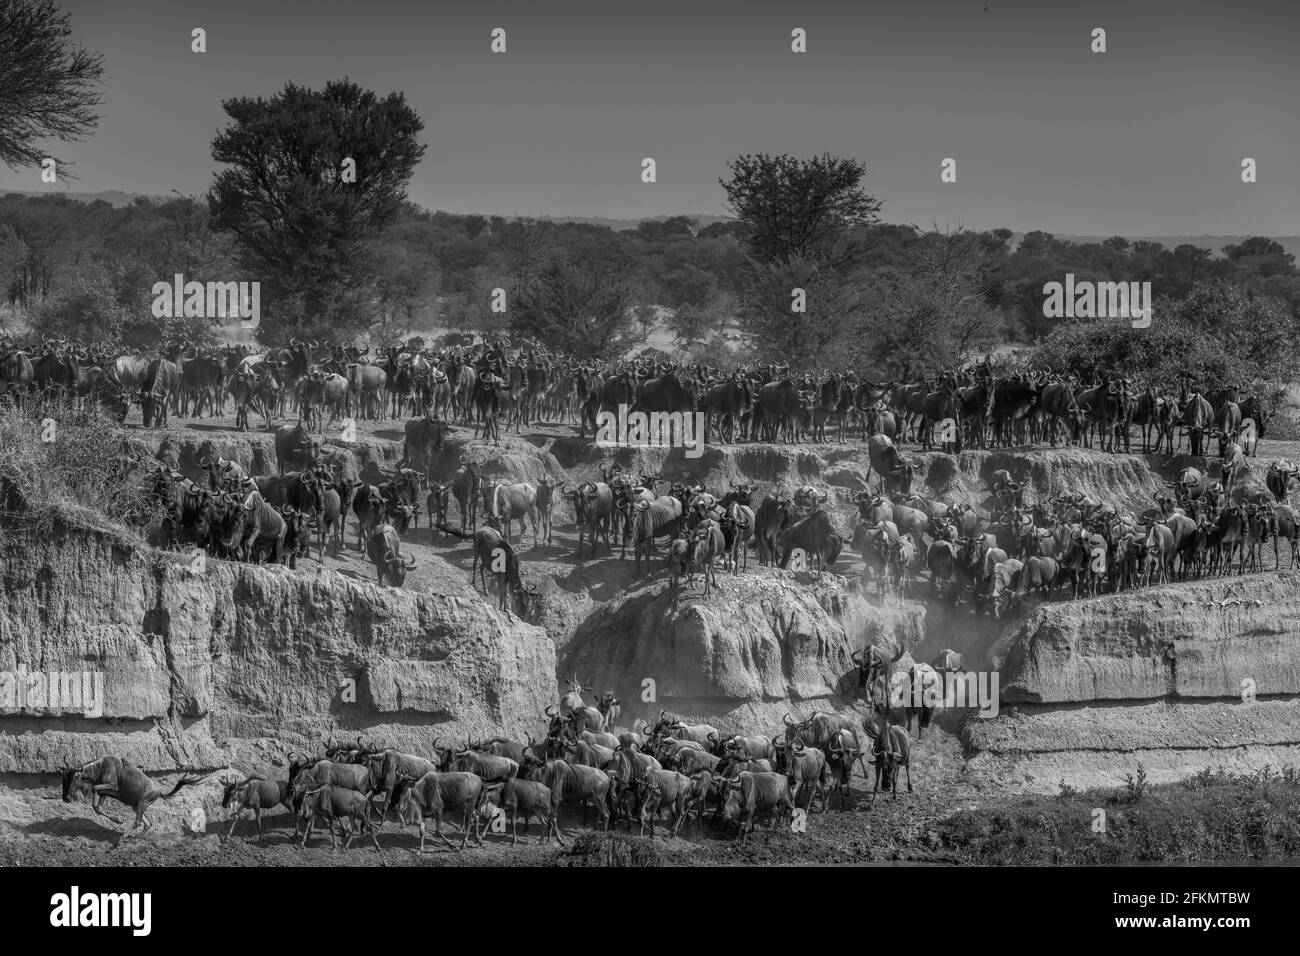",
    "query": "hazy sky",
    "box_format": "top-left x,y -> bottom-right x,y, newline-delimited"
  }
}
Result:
3,0 -> 1297,235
